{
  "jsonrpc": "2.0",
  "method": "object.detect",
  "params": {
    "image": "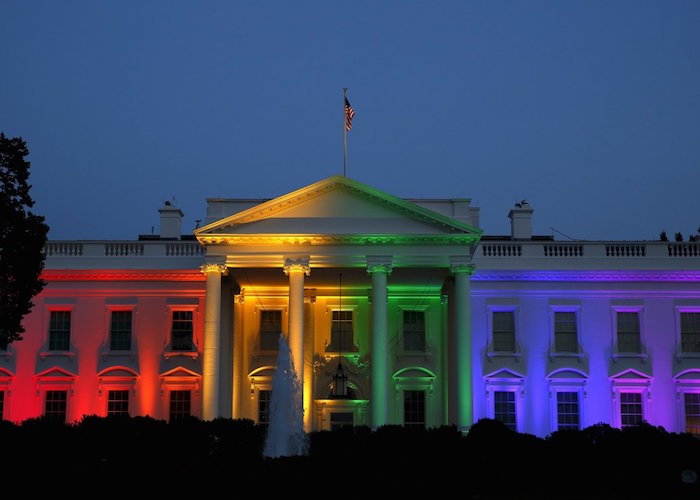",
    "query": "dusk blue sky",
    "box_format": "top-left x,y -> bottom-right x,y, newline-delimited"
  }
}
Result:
2,1 -> 699,241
